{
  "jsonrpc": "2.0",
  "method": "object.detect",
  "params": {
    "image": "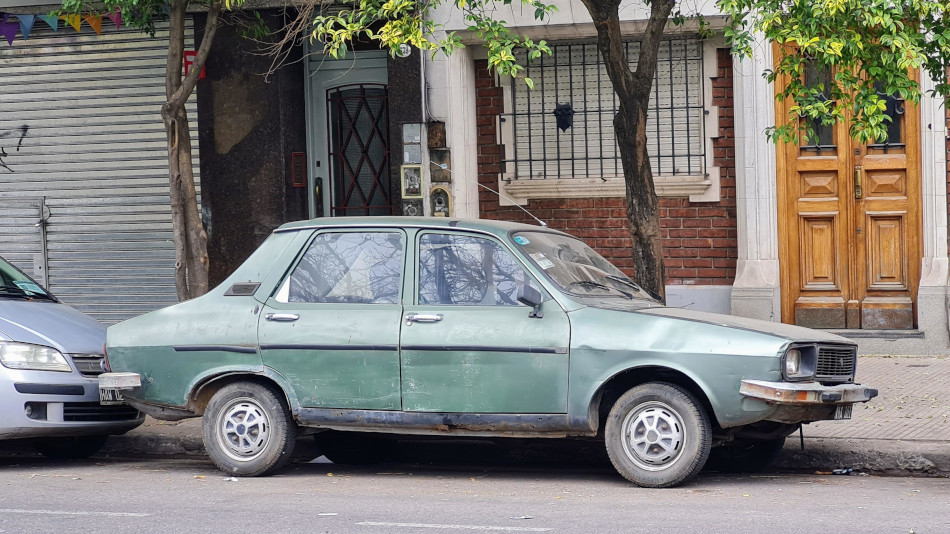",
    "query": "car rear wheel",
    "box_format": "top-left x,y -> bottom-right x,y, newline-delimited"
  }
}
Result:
604,382 -> 711,488
33,434 -> 108,460
202,382 -> 297,476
